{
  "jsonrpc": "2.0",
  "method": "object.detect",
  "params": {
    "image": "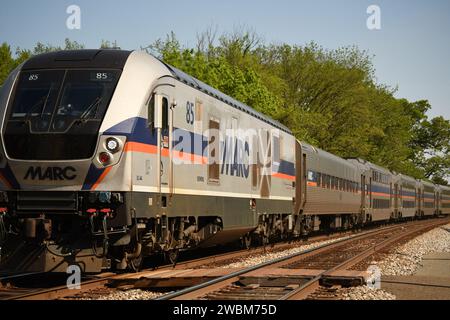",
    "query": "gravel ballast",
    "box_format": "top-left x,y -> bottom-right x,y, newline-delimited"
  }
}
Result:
339,286 -> 396,300
77,289 -> 164,300
373,223 -> 450,276
339,223 -> 450,300
216,236 -> 350,269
